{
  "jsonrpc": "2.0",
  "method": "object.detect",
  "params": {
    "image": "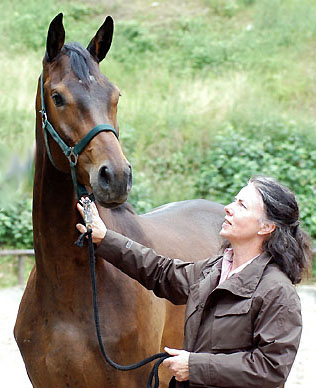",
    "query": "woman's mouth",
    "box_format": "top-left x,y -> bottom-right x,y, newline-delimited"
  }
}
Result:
223,218 -> 232,226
